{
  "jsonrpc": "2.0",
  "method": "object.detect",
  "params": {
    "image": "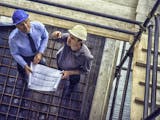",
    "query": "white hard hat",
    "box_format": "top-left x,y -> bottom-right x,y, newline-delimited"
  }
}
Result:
68,25 -> 87,41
